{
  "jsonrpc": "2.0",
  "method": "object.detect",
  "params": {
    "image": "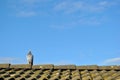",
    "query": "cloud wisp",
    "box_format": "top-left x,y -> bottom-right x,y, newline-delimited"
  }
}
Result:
54,0 -> 116,14
0,57 -> 21,63
7,0 -> 120,29
8,0 -> 119,17
16,11 -> 36,17
50,0 -> 119,29
103,57 -> 120,65
50,15 -> 105,29
8,0 -> 45,17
